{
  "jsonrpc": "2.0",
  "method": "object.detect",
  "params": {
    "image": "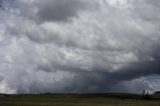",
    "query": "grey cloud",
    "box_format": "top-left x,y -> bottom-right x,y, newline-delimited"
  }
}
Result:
36,0 -> 86,23
0,0 -> 160,94
0,0 -> 2,9
6,0 -> 86,23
